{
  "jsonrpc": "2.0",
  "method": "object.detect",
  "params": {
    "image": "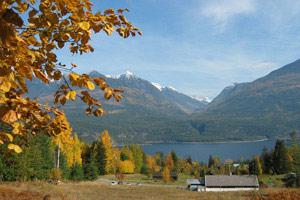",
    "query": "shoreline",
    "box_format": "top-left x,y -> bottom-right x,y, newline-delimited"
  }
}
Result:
116,138 -> 271,146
